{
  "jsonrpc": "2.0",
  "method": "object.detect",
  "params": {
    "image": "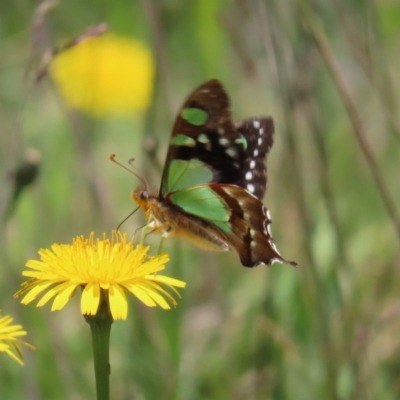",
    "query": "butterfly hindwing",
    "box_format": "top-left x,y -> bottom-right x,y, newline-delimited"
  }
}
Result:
166,184 -> 231,234
166,182 -> 296,267
209,184 -> 297,267
234,117 -> 274,199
